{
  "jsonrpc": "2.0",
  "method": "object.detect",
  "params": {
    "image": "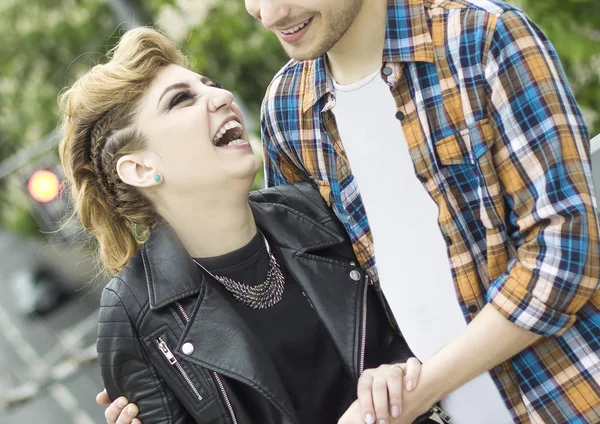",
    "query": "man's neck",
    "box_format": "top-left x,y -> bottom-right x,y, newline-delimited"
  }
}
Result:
158,189 -> 257,259
326,0 -> 388,85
